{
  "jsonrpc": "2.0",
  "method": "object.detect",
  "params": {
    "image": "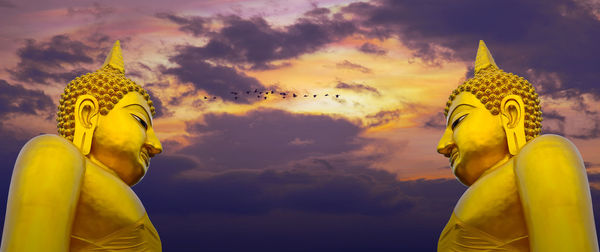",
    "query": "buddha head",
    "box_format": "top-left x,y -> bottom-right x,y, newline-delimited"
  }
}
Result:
437,41 -> 543,186
56,41 -> 162,186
